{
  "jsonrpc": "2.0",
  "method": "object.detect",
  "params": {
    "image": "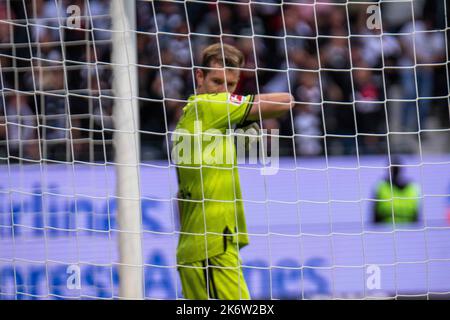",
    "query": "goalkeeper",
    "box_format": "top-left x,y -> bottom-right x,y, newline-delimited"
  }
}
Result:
173,43 -> 293,300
